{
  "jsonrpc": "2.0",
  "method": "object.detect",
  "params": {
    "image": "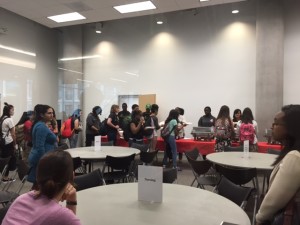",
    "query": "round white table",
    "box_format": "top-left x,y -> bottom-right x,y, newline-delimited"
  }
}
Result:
76,183 -> 251,225
206,152 -> 277,170
65,146 -> 140,160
